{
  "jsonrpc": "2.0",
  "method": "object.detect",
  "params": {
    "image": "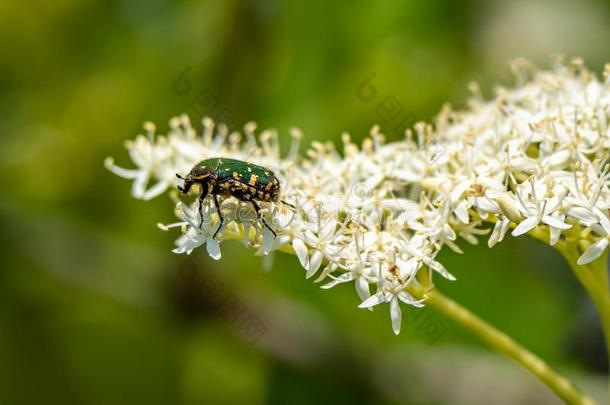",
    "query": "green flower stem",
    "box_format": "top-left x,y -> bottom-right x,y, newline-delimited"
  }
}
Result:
560,245 -> 610,347
482,217 -> 609,400
270,238 -> 594,404
528,227 -> 610,392
557,243 -> 610,403
409,285 -> 595,405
